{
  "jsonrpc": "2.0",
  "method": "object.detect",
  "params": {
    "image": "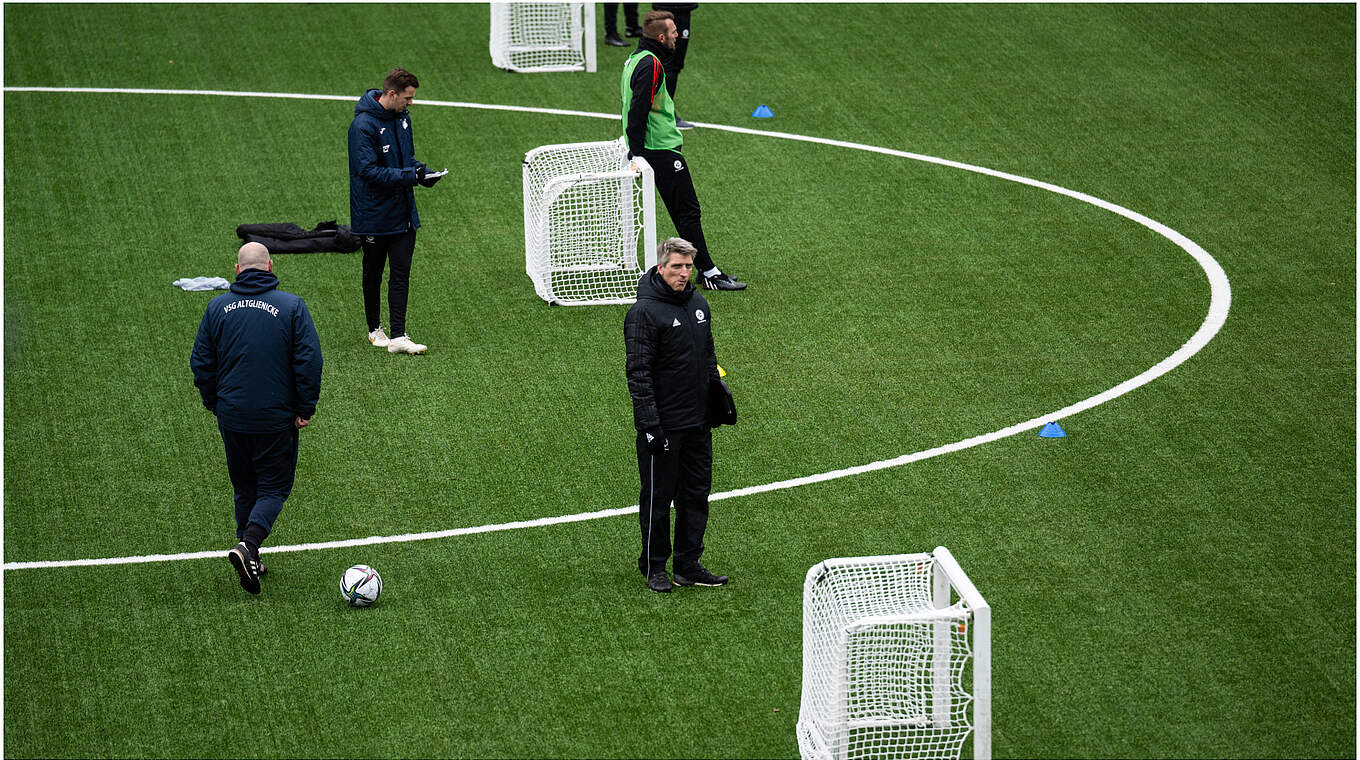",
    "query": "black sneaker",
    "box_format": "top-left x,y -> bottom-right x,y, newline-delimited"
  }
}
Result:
228,542 -> 262,595
646,571 -> 673,593
675,116 -> 694,130
701,272 -> 747,291
674,564 -> 729,587
625,25 -> 642,38
605,33 -> 627,46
